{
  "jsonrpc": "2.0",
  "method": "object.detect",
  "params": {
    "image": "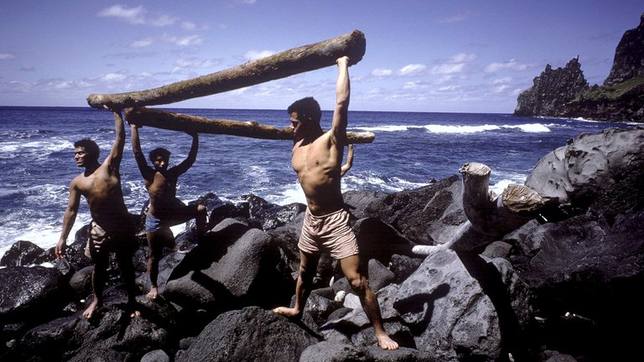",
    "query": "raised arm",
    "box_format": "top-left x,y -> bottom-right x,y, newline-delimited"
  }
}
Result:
56,180 -> 81,258
105,111 -> 126,173
340,144 -> 354,176
331,56 -> 350,145
130,124 -> 154,180
173,131 -> 199,175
